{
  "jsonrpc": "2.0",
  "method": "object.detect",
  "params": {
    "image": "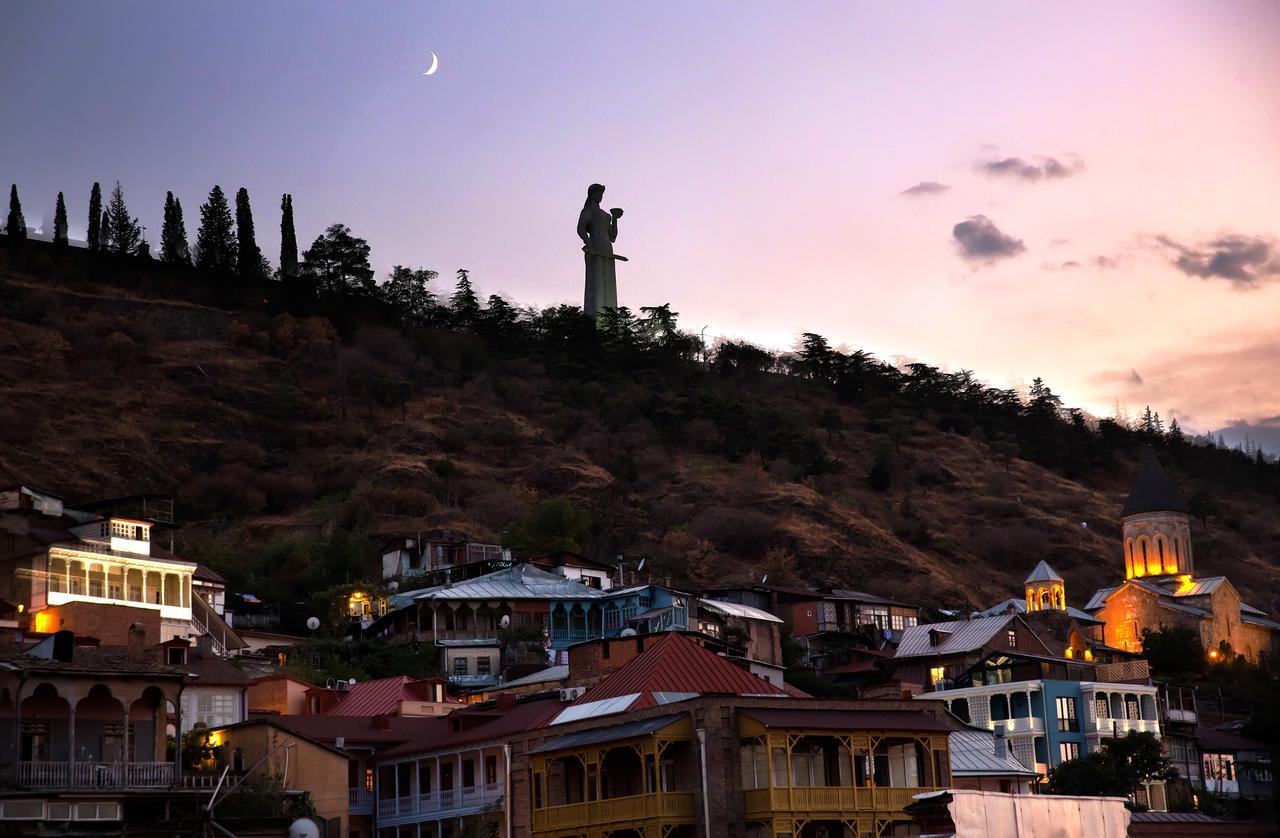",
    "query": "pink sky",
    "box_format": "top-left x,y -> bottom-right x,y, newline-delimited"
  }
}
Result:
4,1 -> 1279,438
